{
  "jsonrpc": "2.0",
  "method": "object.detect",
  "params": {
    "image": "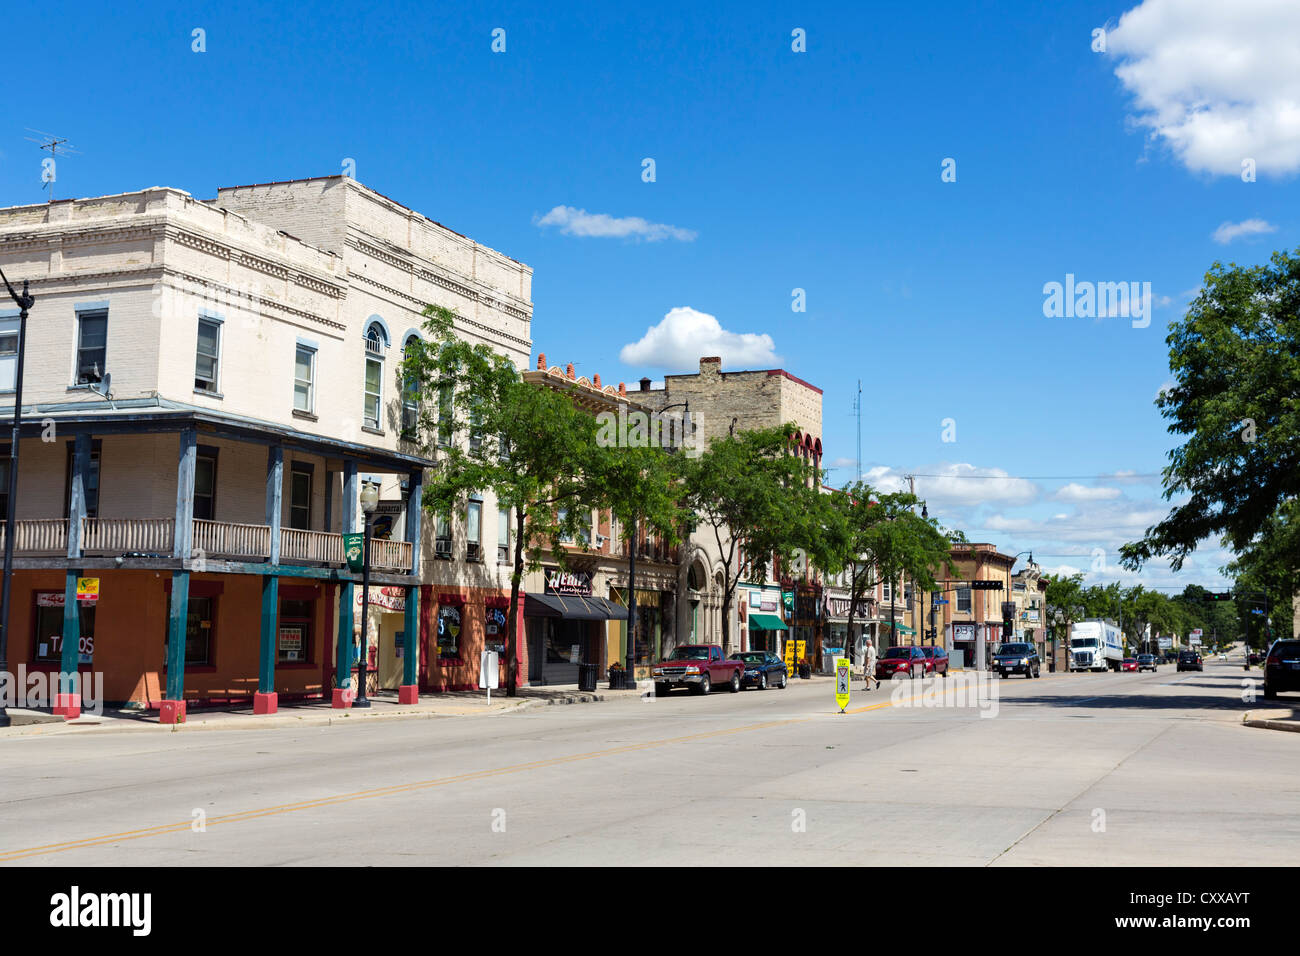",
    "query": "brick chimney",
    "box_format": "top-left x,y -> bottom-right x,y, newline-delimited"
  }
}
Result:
566,363 -> 576,380
593,373 -> 601,388
700,356 -> 722,377
537,352 -> 546,371
639,377 -> 651,391
618,382 -> 626,397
